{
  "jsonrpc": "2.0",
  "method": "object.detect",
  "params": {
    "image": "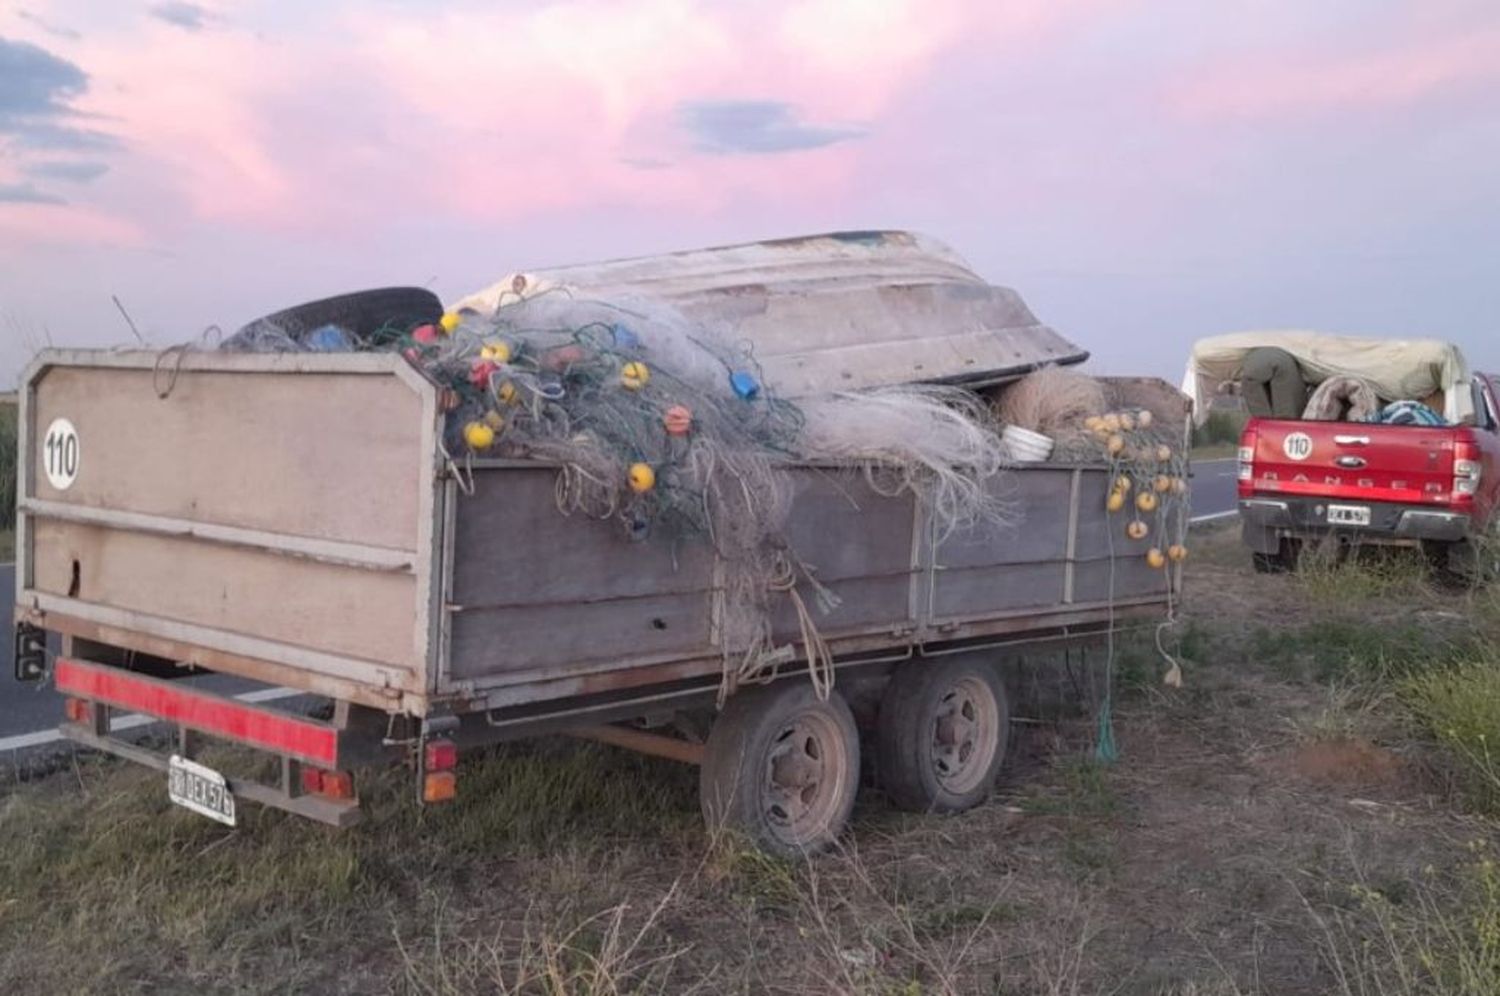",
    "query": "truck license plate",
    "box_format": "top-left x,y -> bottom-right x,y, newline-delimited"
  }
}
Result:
1326,504 -> 1371,526
168,755 -> 236,826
